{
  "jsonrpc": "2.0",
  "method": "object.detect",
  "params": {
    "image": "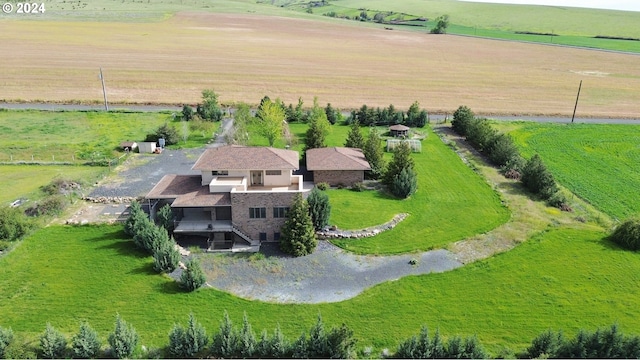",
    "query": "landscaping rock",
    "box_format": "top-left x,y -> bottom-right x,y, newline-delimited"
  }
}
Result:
316,213 -> 409,240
